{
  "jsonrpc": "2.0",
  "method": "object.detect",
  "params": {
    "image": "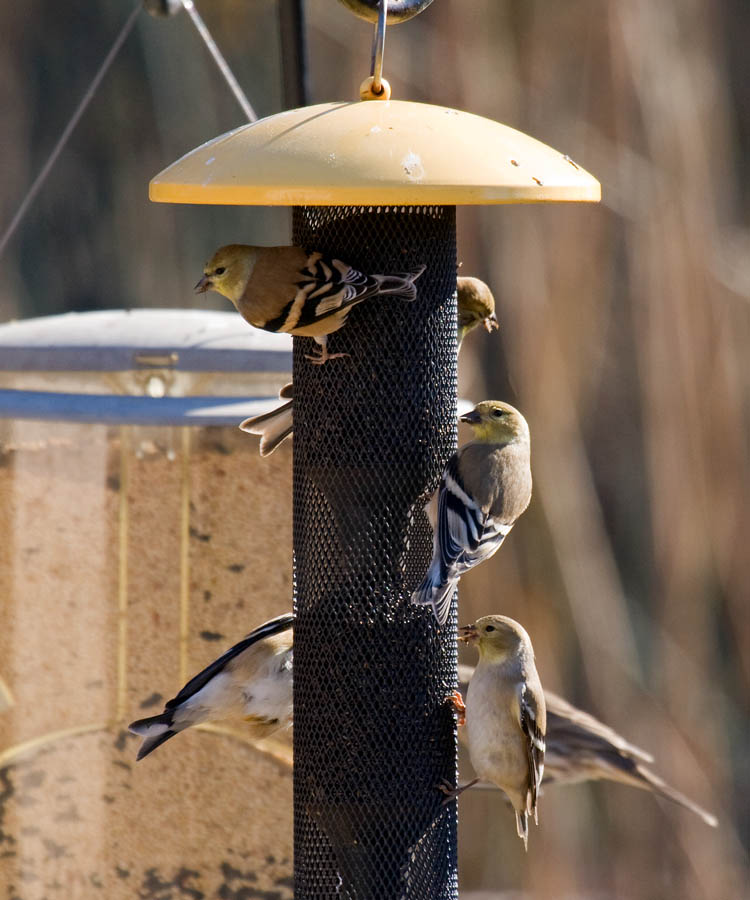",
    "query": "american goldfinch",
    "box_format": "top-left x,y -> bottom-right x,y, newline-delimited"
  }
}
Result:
128,613 -> 293,760
457,665 -> 717,827
195,244 -> 425,364
456,275 -> 498,345
239,276 -> 499,456
411,400 -> 532,626
447,615 -> 546,850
